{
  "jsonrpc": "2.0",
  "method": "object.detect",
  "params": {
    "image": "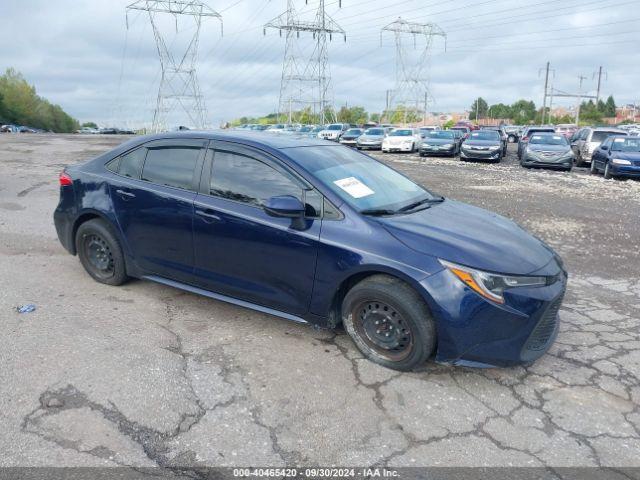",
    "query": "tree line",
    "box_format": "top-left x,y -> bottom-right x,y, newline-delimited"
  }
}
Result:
469,96 -> 617,125
0,68 -> 79,133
